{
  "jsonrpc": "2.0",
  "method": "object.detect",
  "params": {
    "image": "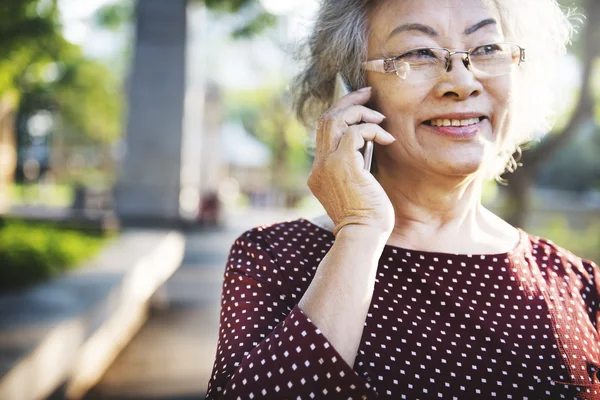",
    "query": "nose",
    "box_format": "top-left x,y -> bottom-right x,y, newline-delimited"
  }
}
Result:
445,52 -> 471,73
435,53 -> 482,100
